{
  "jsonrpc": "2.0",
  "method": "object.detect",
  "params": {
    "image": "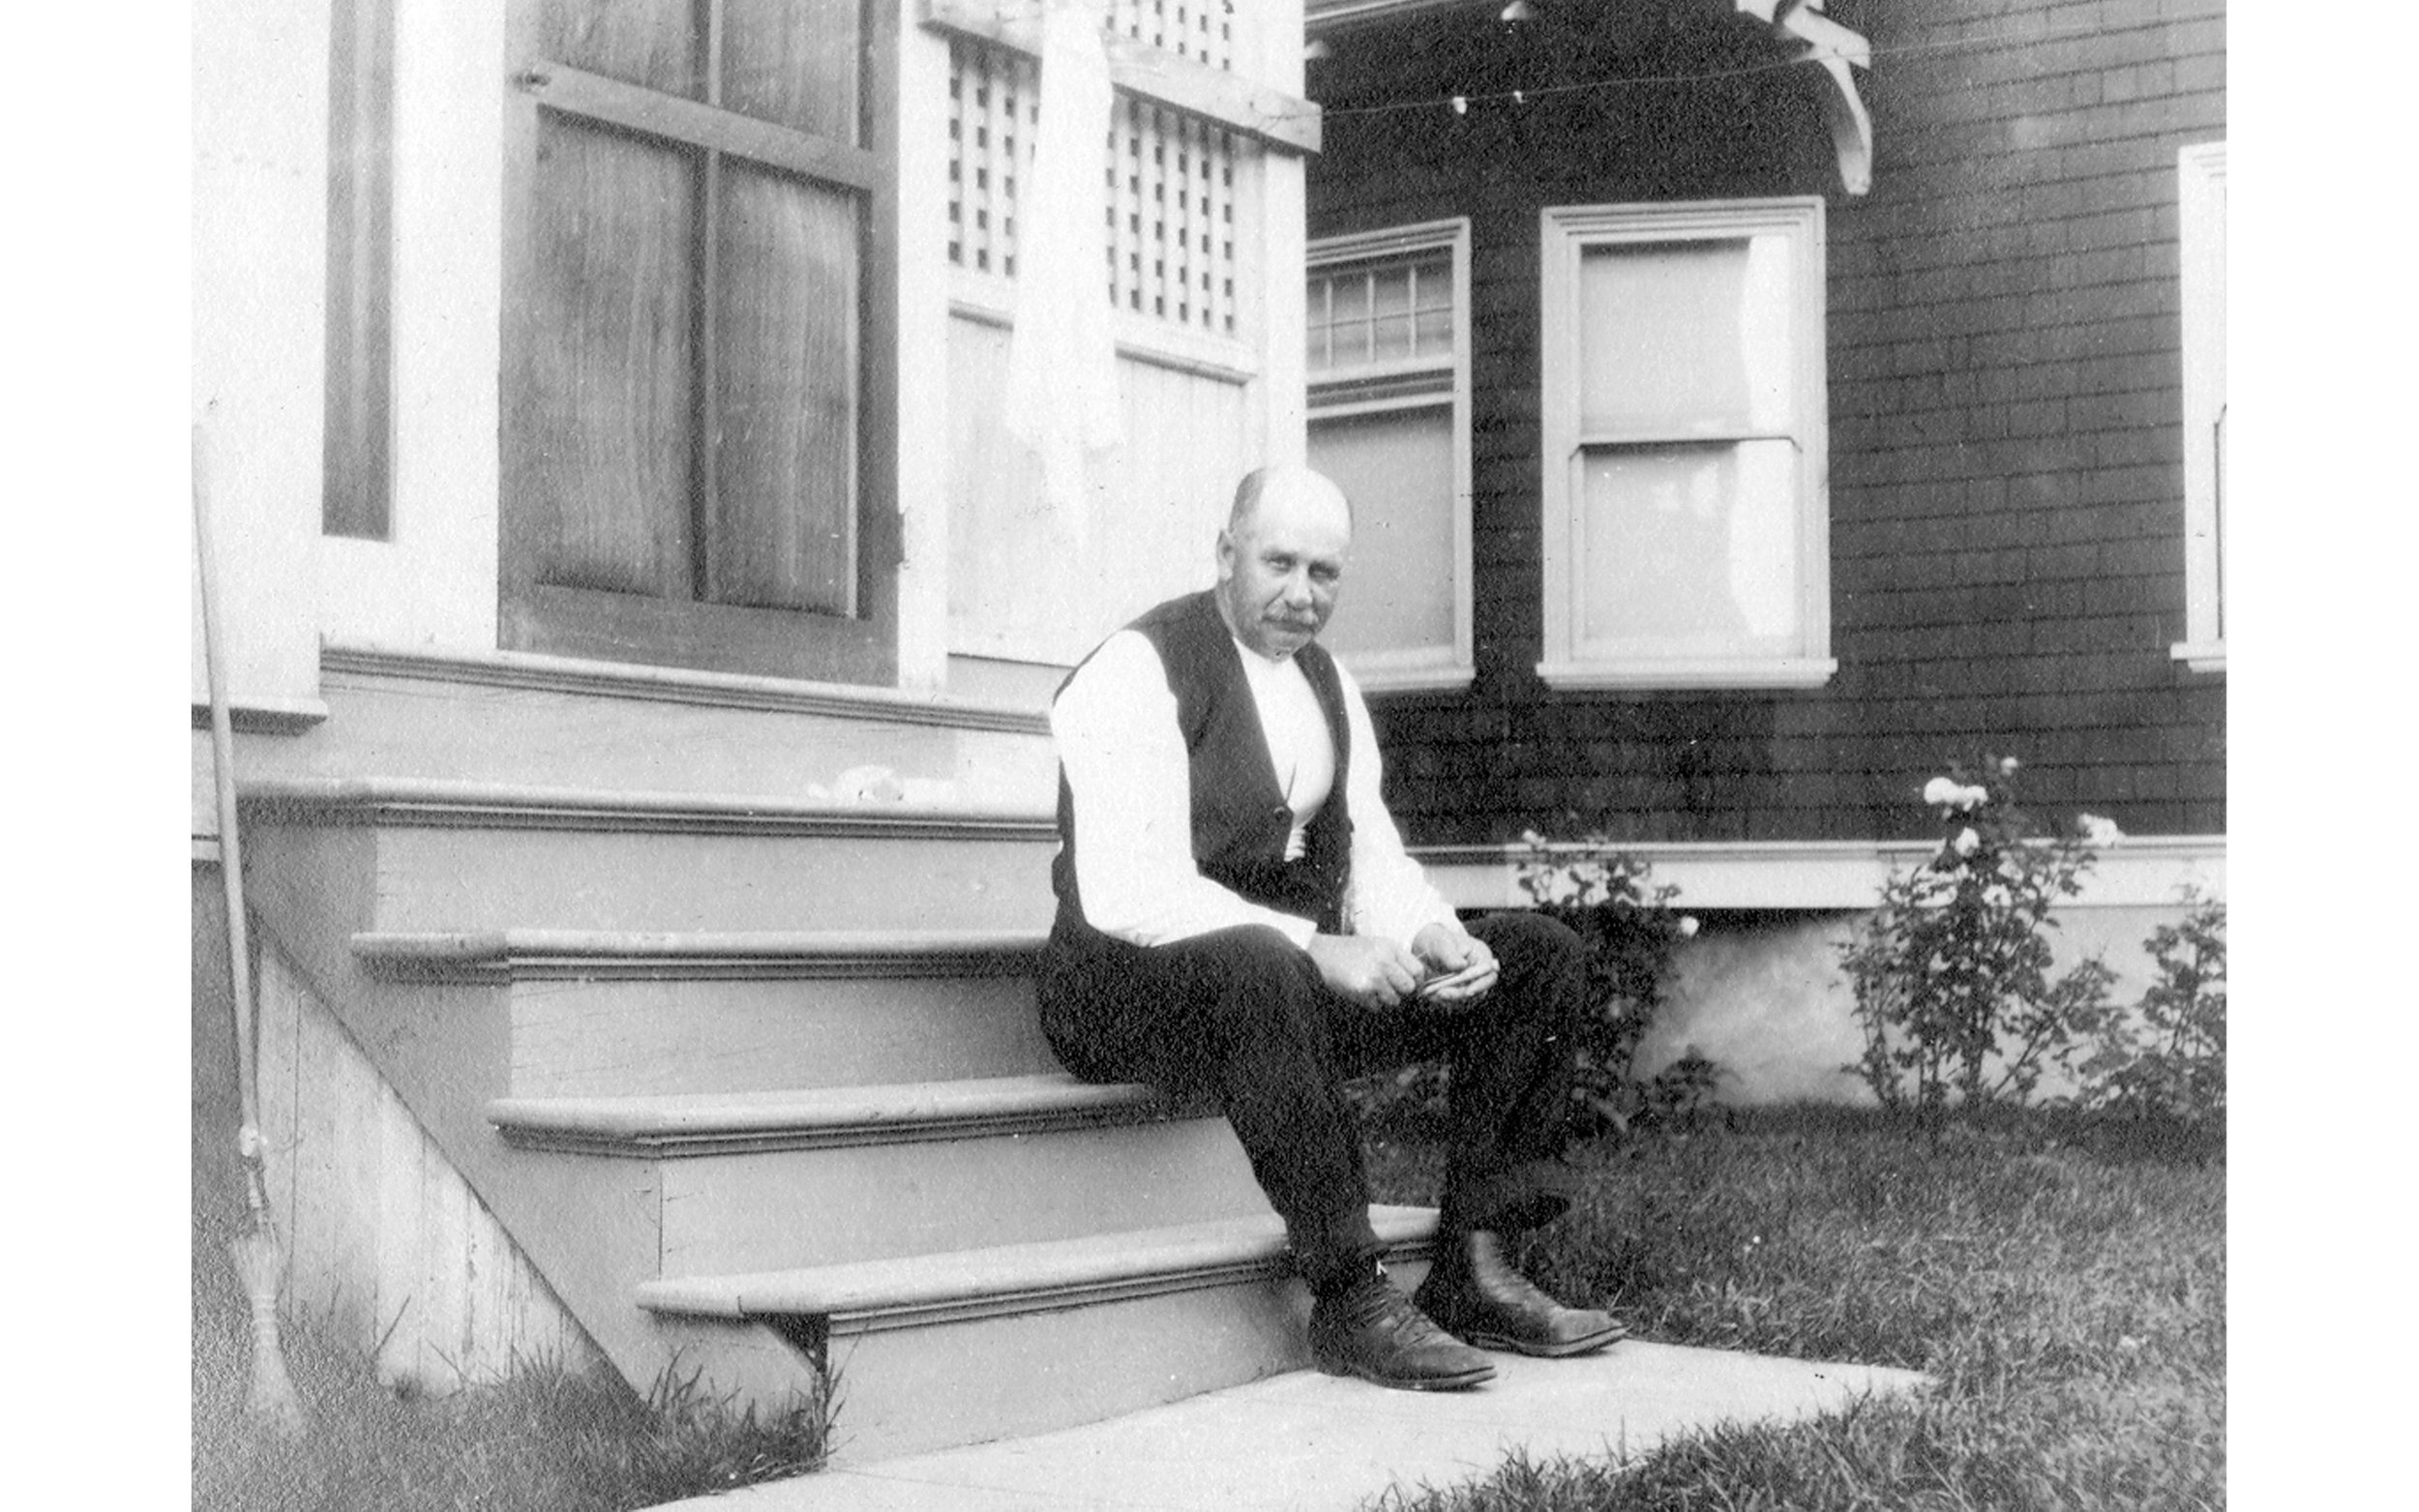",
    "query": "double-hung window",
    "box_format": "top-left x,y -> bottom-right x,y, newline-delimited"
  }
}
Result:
1305,220 -> 1475,693
1537,199 -> 1833,689
2172,141 -> 2226,672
